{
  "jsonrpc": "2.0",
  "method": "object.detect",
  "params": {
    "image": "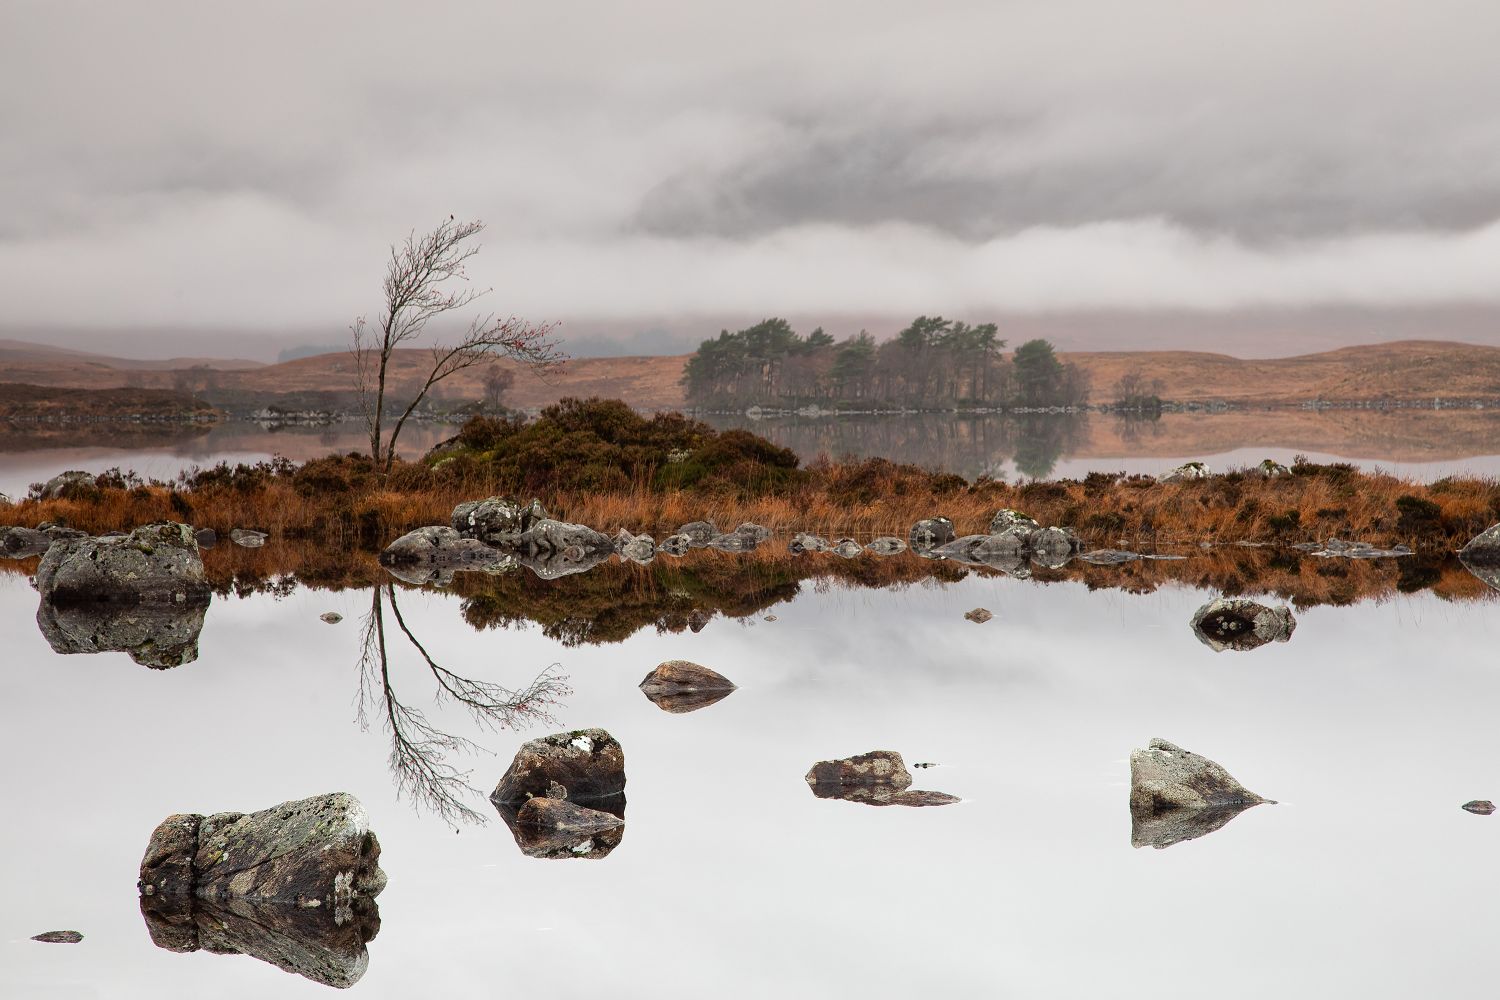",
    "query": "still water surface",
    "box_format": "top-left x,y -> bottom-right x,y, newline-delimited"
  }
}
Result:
3,558 -> 1499,997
